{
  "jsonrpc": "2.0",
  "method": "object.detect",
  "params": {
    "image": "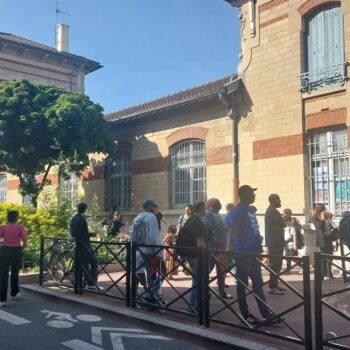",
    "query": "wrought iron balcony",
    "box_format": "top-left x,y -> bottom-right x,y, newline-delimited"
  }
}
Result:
298,63 -> 346,93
